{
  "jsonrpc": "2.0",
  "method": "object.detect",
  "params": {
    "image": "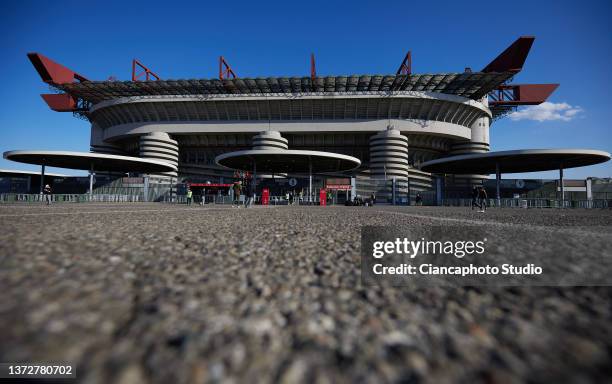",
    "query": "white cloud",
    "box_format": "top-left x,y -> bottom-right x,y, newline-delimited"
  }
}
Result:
508,102 -> 583,122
